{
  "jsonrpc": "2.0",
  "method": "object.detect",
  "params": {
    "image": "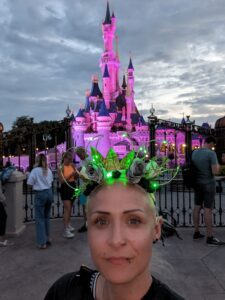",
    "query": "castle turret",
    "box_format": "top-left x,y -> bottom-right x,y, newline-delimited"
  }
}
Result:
127,57 -> 134,92
73,108 -> 88,148
90,75 -> 103,111
96,100 -> 111,156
